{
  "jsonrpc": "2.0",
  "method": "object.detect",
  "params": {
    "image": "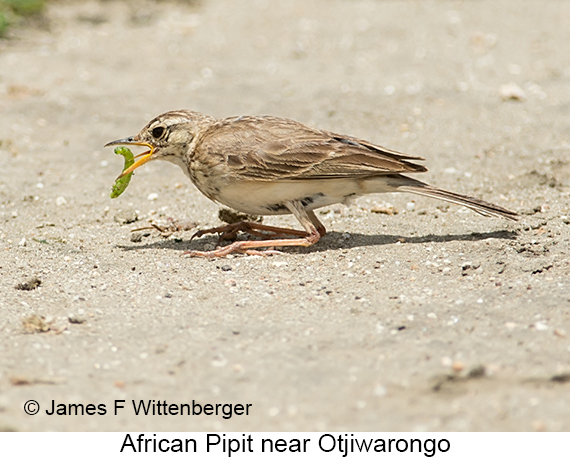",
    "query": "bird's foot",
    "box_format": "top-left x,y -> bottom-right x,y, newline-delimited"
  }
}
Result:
183,229 -> 321,258
191,221 -> 308,243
